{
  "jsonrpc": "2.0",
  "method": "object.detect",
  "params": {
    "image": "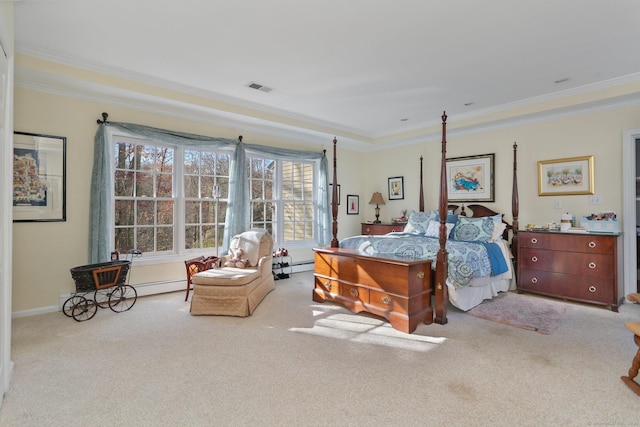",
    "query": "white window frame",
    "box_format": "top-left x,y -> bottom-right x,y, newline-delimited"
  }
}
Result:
107,130 -> 322,262
247,153 -> 319,248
